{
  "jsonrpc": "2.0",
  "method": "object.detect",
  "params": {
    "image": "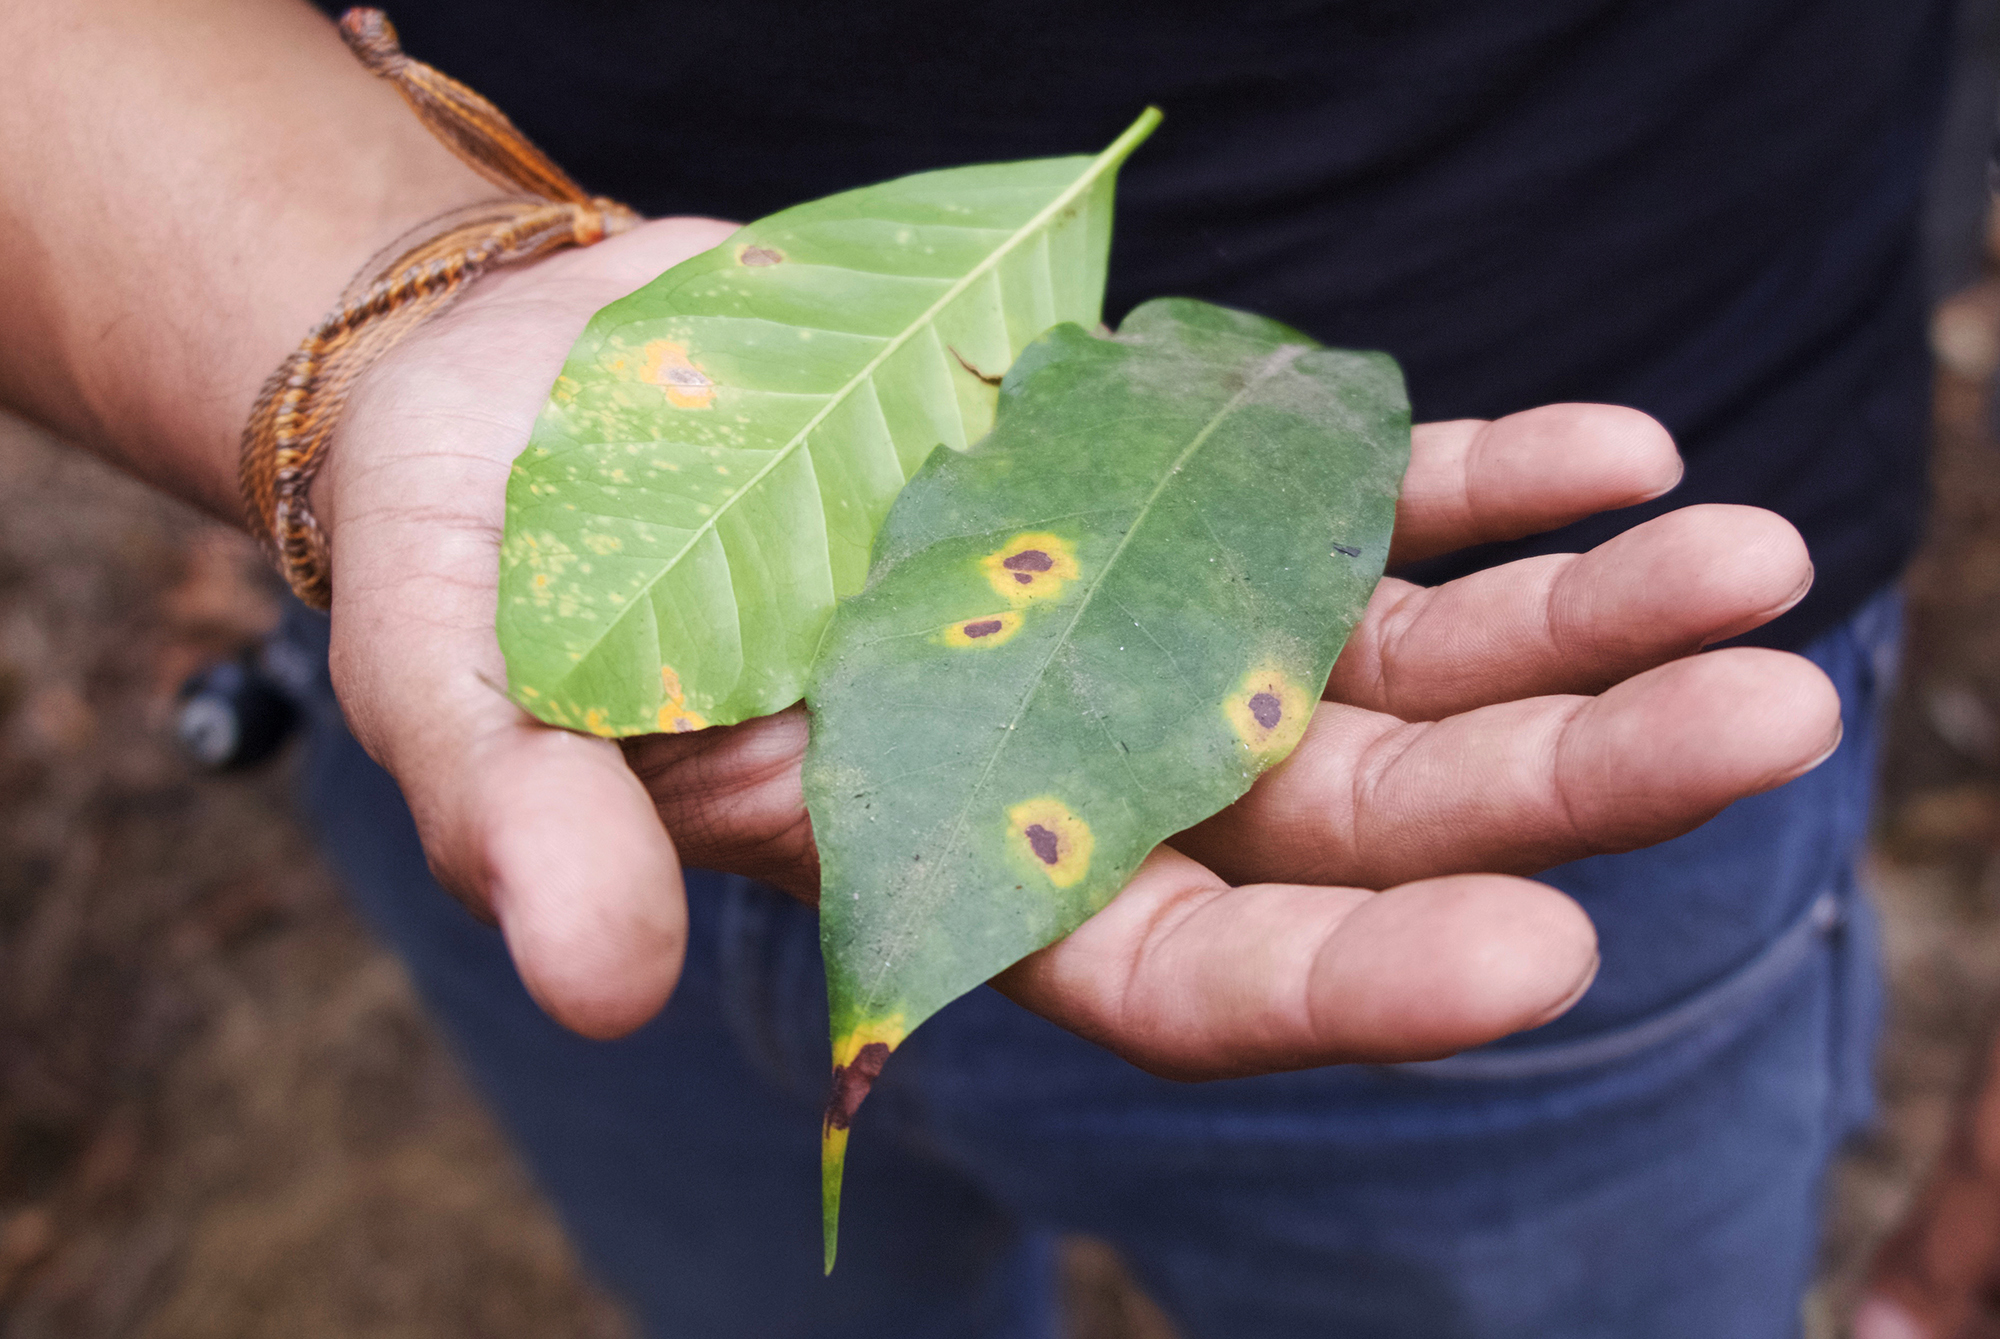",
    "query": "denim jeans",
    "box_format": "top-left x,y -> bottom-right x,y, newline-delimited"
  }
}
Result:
293,588 -> 1898,1338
